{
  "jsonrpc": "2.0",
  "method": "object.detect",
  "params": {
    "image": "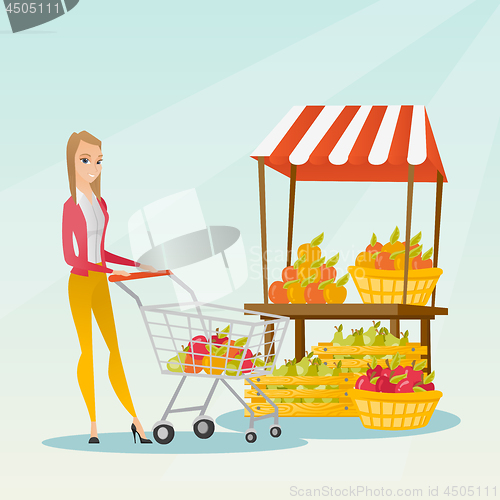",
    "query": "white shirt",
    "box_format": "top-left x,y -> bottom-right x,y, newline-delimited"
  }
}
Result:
76,188 -> 106,264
